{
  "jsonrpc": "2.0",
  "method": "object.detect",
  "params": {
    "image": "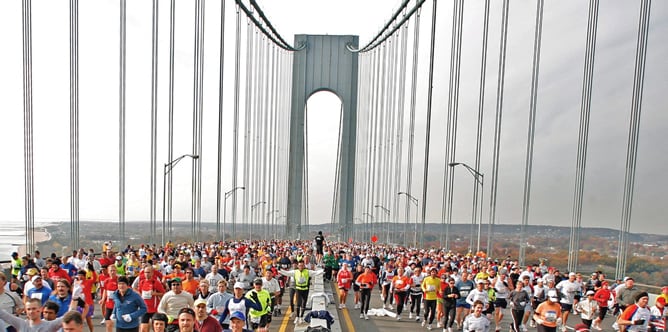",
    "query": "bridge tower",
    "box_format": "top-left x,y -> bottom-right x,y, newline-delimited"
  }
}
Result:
286,35 -> 359,242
